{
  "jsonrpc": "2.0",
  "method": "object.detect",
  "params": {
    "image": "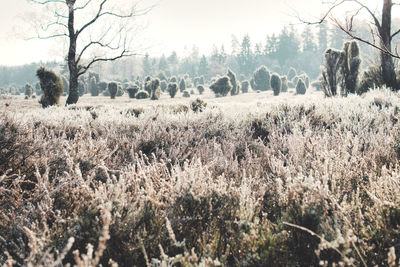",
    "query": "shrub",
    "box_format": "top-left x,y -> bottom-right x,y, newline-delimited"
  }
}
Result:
340,41 -> 361,95
182,90 -> 190,98
241,80 -> 250,93
251,65 -> 271,91
299,73 -> 310,88
158,71 -> 167,81
358,65 -> 384,94
287,67 -> 297,80
190,98 -> 207,112
36,66 -> 64,108
127,85 -> 139,98
321,48 -> 343,97
179,78 -> 186,92
117,83 -> 124,96
98,81 -> 108,93
78,81 -> 87,96
227,69 -> 240,95
24,83 -> 33,98
89,77 -> 99,96
210,76 -> 232,97
160,80 -> 167,92
281,76 -> 288,92
168,83 -> 178,98
136,90 -> 149,99
197,85 -> 205,95
296,78 -> 307,95
35,82 -> 41,96
270,73 -> 281,96
150,78 -> 161,100
169,76 -> 177,83
199,75 -> 205,85
108,82 -> 118,99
